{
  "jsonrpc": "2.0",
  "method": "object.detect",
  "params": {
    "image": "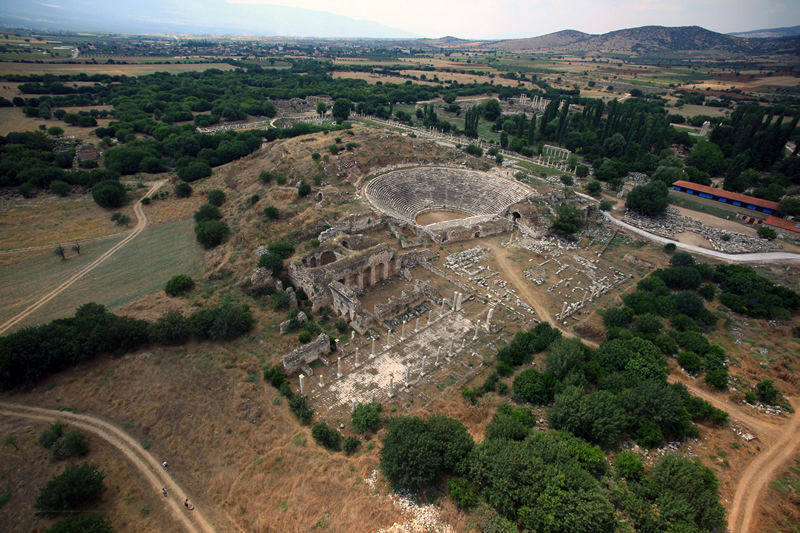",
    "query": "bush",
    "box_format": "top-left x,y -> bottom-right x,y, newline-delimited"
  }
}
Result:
464,144 -> 483,157
49,180 -> 72,197
195,220 -> 229,248
50,430 -> 90,460
289,395 -> 314,422
663,242 -> 677,253
39,422 -> 67,449
599,200 -> 613,211
264,365 -> 286,389
448,477 -> 479,508
757,226 -> 777,240
189,303 -> 255,342
677,351 -> 703,372
263,205 -> 280,220
298,331 -> 312,343
352,402 -> 383,433
149,310 -> 191,345
312,422 -> 341,450
585,181 -> 603,197
298,181 -> 312,197
91,180 -> 126,208
194,203 -> 222,223
207,189 -> 225,206
705,367 -> 729,390
35,462 -> 106,517
177,161 -> 212,182
270,289 -> 291,310
342,436 -> 360,455
756,378 -> 781,405
614,450 -> 644,481
164,274 -> 194,297
175,182 -> 192,198
268,241 -> 295,259
45,513 -> 113,533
